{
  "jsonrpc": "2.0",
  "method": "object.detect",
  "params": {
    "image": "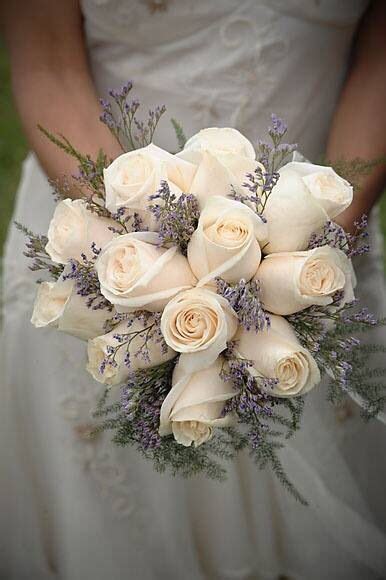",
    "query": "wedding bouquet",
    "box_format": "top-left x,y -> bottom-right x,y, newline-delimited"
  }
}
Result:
20,82 -> 385,502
